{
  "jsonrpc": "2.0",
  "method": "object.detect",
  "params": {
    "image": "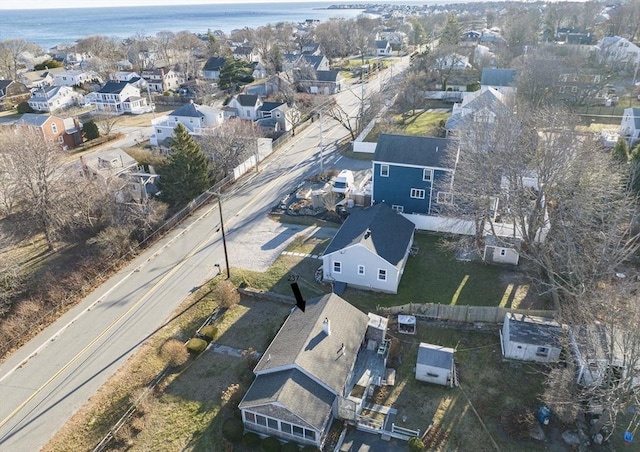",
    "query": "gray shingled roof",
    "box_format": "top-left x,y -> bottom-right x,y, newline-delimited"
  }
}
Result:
239,369 -> 334,430
236,94 -> 259,107
259,101 -> 286,112
375,40 -> 389,49
18,113 -> 51,127
253,293 -> 369,394
373,134 -> 451,168
324,203 -> 415,267
417,343 -> 454,370
170,102 -> 205,118
480,68 -> 517,87
316,70 -> 340,82
98,81 -> 129,94
203,56 -> 226,71
506,313 -> 563,348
